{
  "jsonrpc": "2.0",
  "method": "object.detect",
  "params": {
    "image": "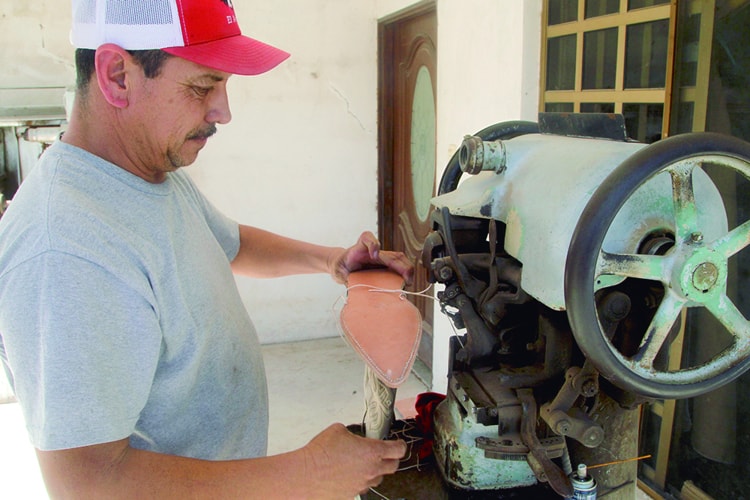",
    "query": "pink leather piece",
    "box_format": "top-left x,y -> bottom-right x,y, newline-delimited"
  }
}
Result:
340,269 -> 422,388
